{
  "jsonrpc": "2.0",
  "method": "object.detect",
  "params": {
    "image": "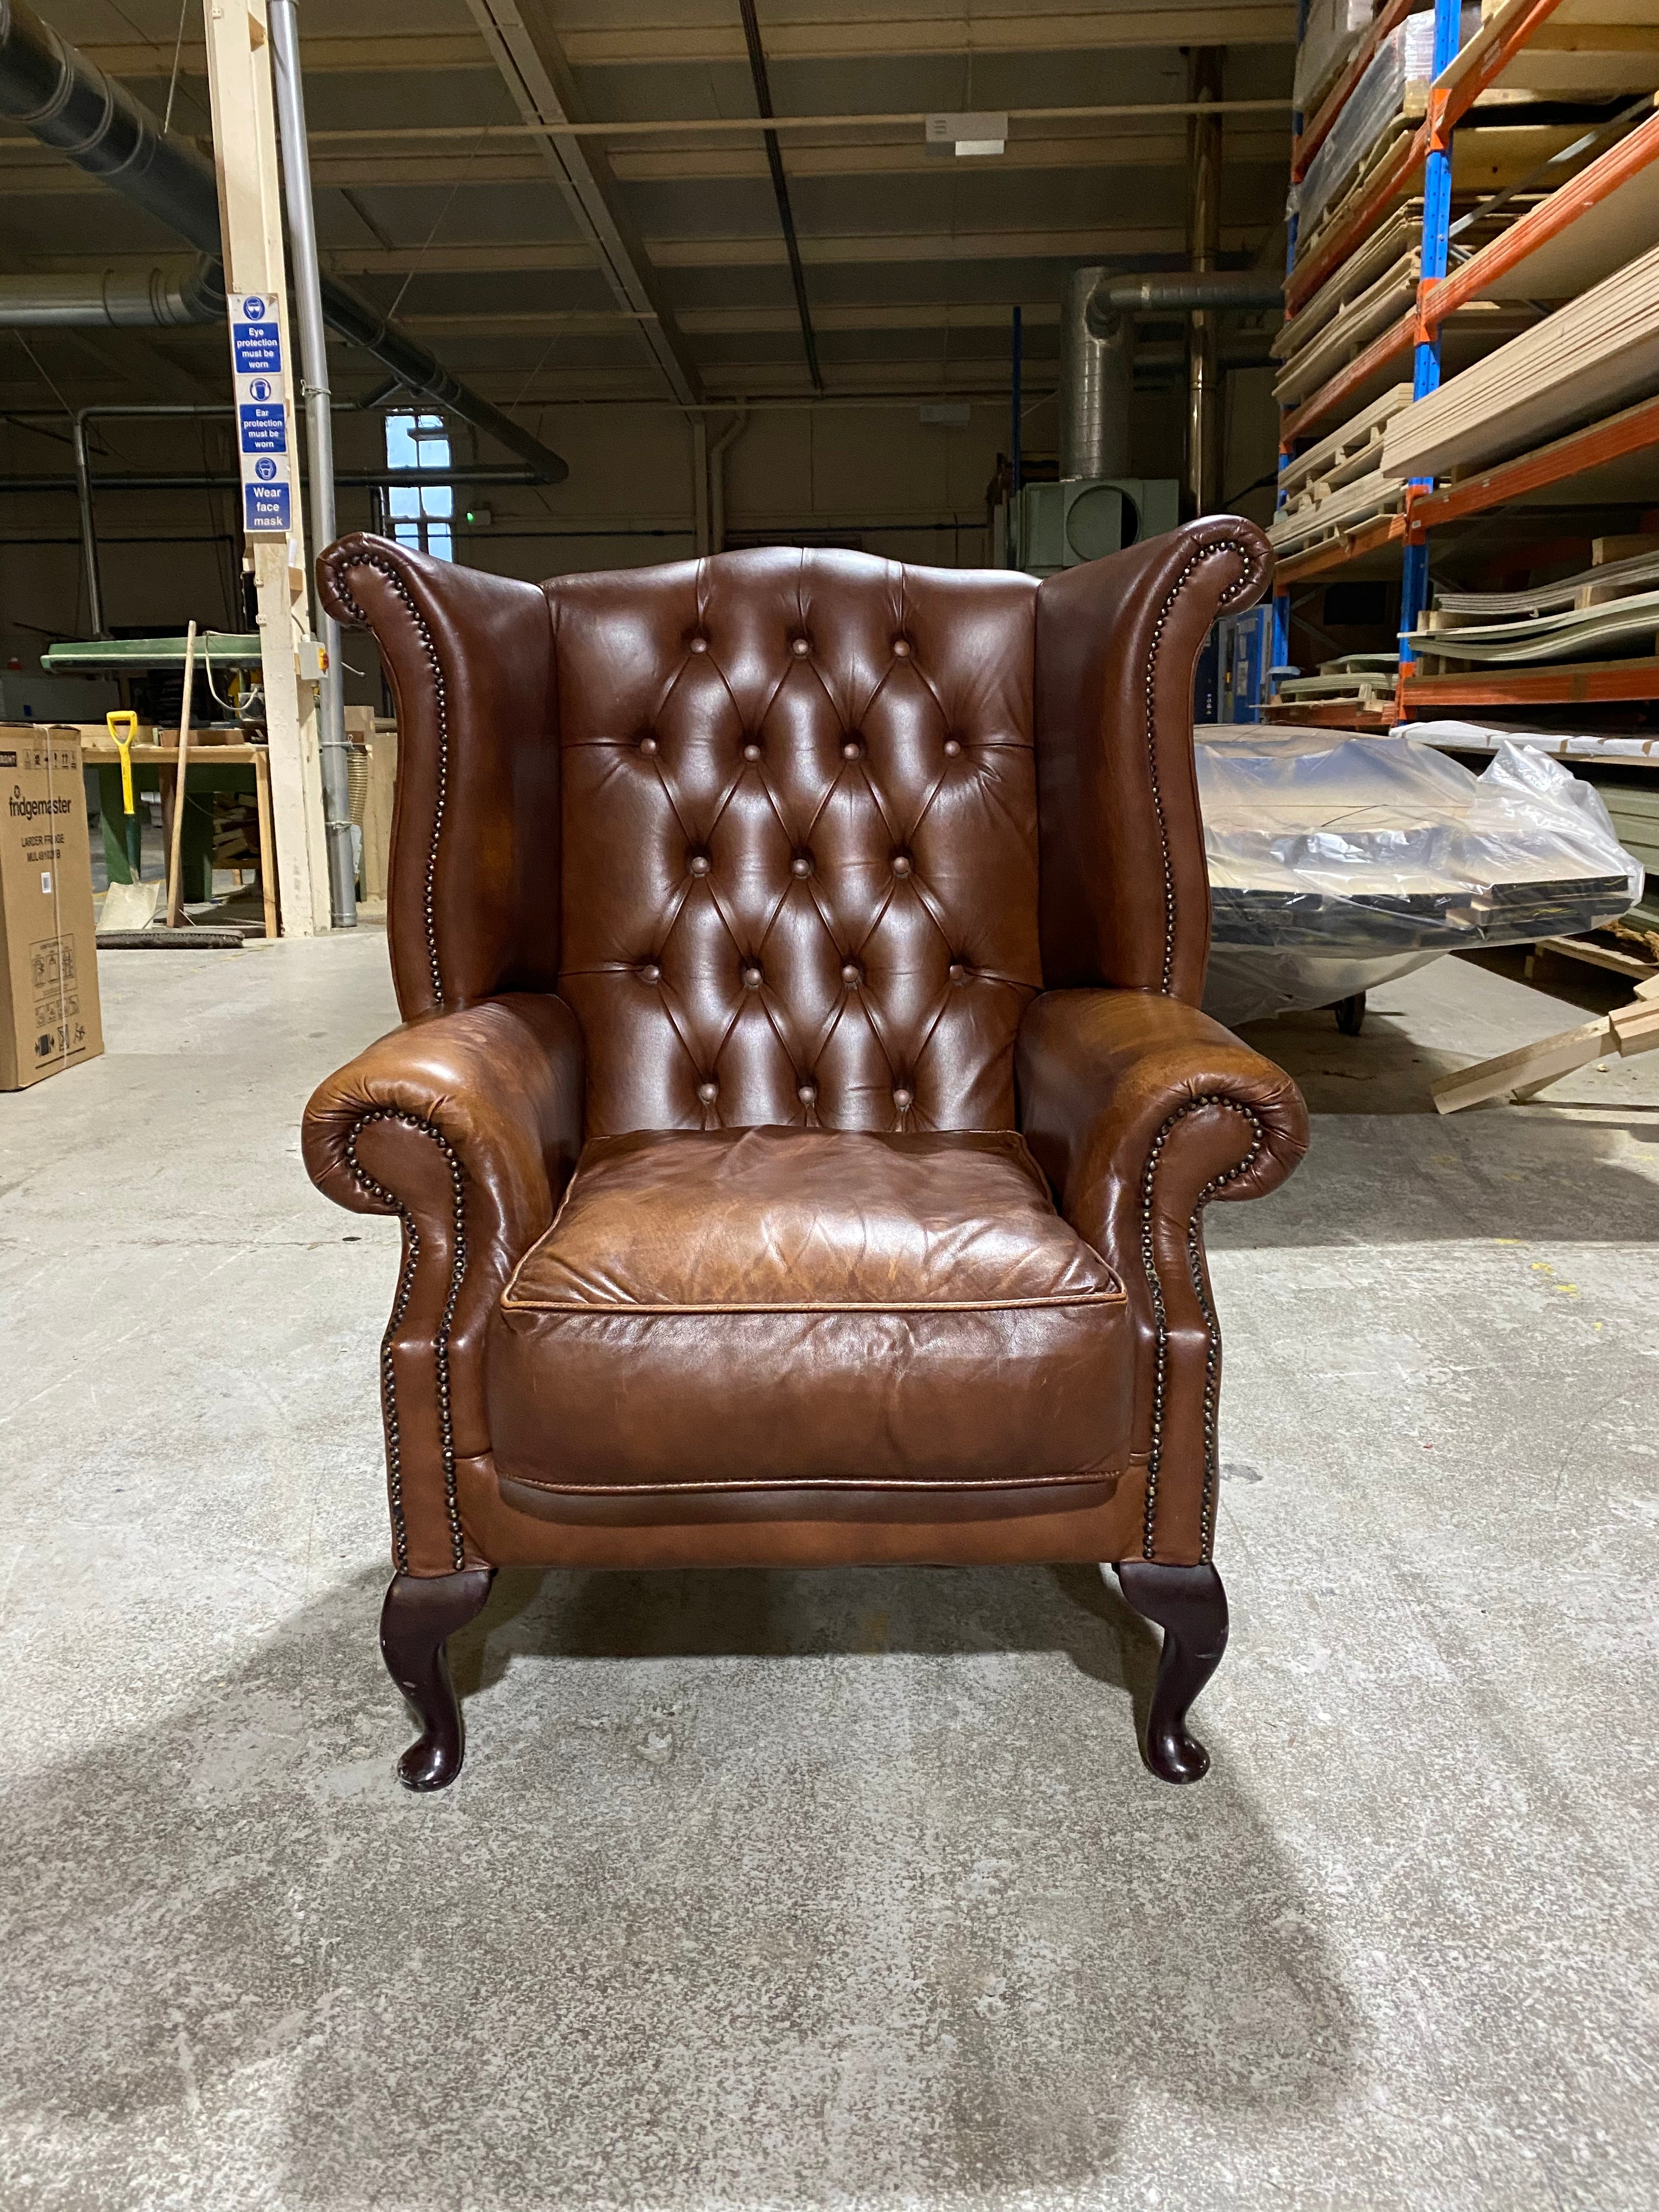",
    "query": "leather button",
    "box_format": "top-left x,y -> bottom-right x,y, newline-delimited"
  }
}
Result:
890,851 -> 913,878
891,638 -> 912,658
797,1080 -> 817,1105
943,736 -> 962,758
741,962 -> 763,988
639,733 -> 658,755
689,635 -> 709,654
790,850 -> 813,878
791,636 -> 811,657
893,1085 -> 914,1110
840,960 -> 861,986
949,961 -> 969,983
841,736 -> 864,760
742,740 -> 762,761
639,961 -> 661,984
697,1079 -> 718,1103
687,850 -> 712,877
